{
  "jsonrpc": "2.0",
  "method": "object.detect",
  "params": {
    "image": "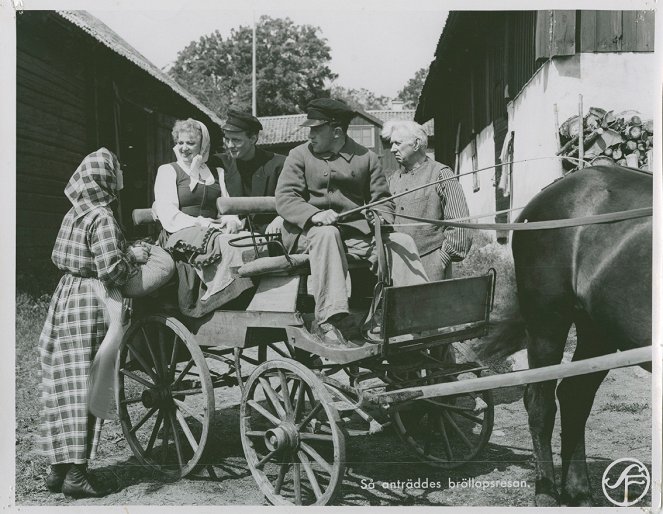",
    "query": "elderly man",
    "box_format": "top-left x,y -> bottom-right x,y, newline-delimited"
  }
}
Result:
276,99 -> 428,346
215,109 -> 286,234
382,120 -> 472,280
